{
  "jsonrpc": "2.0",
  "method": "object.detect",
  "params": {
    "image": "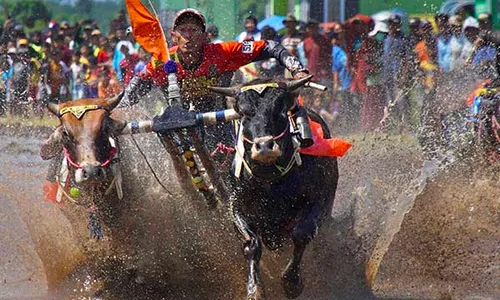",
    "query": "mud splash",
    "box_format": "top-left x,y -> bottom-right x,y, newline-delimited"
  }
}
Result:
1,122 -> 499,299
374,162 -> 500,300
